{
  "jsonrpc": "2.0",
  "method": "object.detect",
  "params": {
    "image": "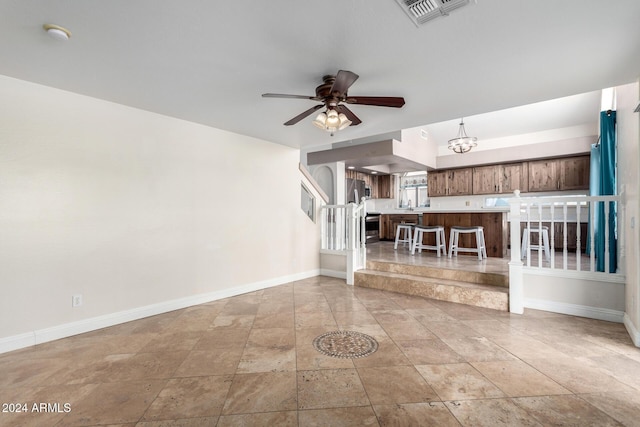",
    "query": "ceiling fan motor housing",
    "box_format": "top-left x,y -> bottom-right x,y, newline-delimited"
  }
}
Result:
316,75 -> 341,104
